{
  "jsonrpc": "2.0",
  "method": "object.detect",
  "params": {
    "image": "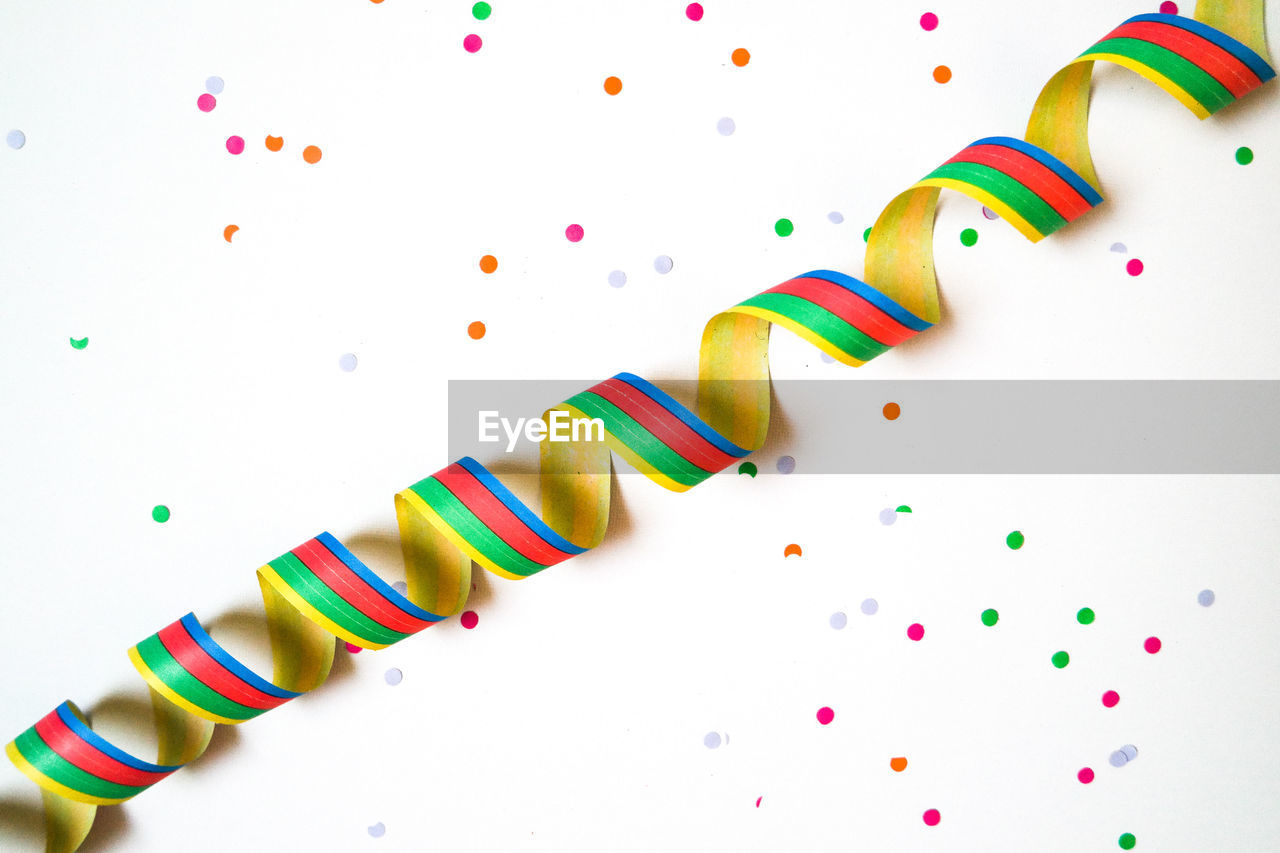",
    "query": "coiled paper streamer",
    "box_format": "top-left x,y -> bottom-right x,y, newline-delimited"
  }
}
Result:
7,4 -> 1274,850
